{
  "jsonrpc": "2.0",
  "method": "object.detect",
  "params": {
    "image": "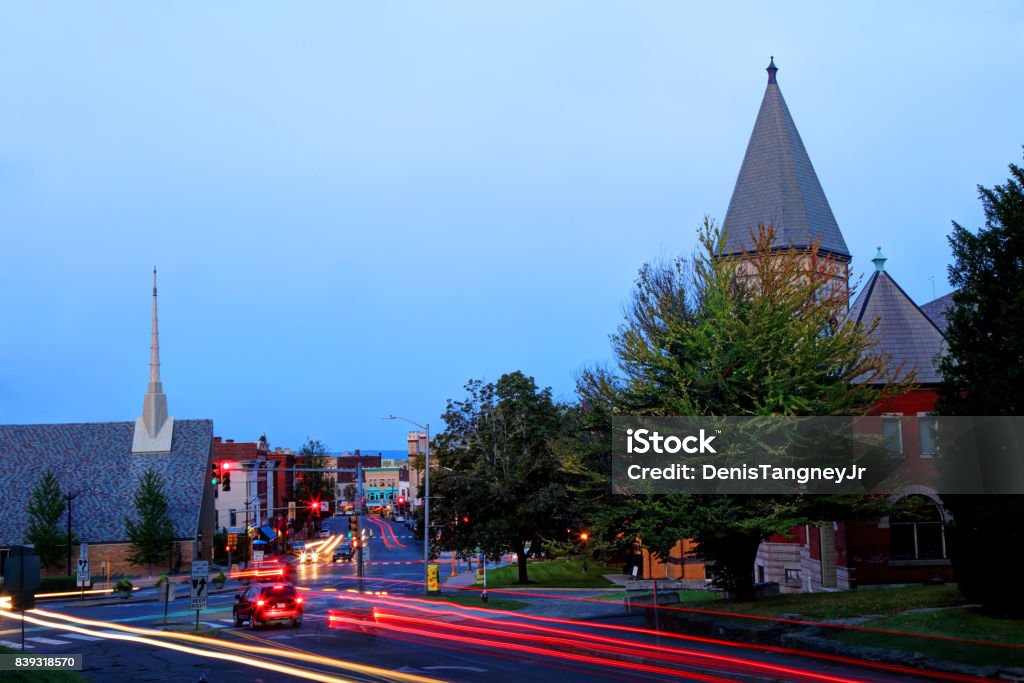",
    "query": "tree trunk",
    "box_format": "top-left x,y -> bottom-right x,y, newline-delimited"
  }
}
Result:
517,543 -> 529,584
